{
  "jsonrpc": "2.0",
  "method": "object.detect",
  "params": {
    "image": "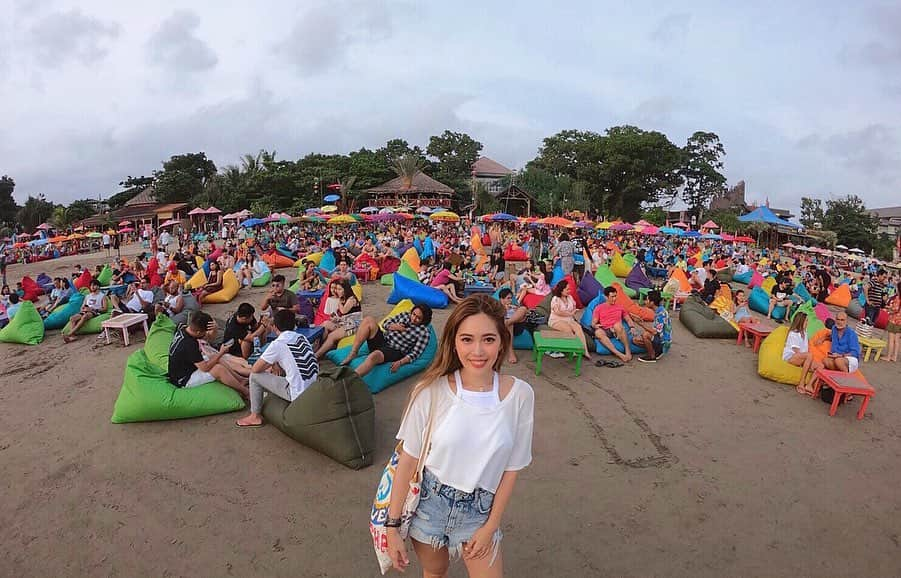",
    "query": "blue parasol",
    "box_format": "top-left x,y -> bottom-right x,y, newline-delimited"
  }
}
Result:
324,194 -> 341,203
240,218 -> 266,228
